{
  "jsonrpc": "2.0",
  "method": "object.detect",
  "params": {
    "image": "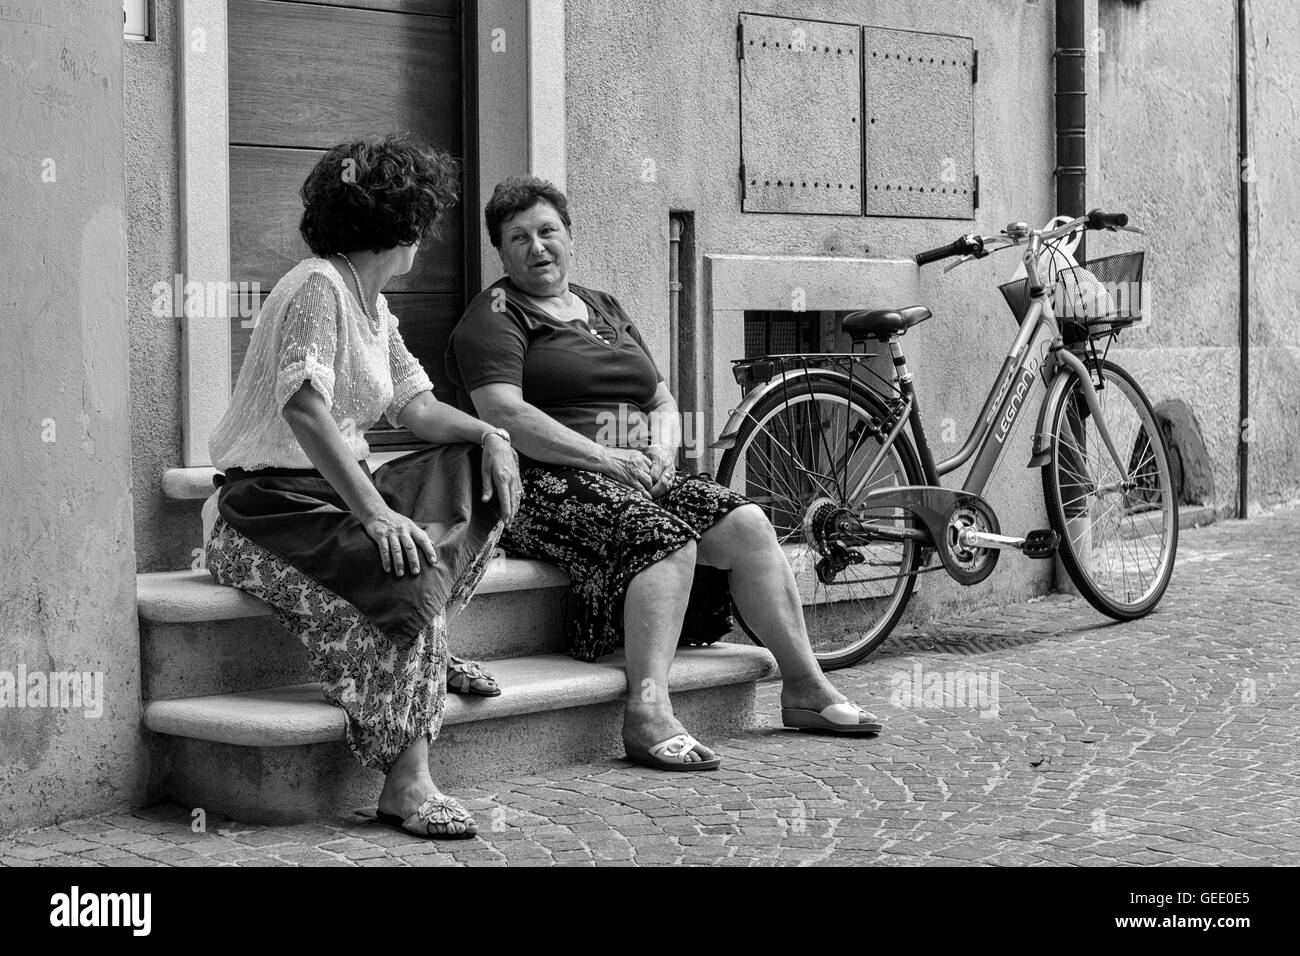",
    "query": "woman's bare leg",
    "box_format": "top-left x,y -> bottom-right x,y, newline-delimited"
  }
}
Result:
697,505 -> 850,713
620,540 -> 715,762
377,737 -> 475,834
